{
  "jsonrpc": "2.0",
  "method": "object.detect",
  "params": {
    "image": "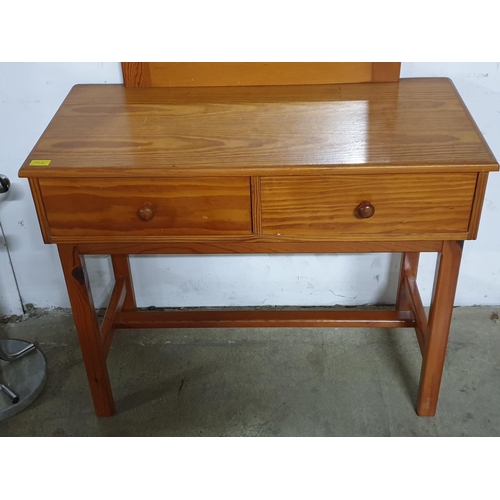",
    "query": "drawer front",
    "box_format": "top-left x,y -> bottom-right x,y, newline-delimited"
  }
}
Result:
261,173 -> 477,239
40,177 -> 252,240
